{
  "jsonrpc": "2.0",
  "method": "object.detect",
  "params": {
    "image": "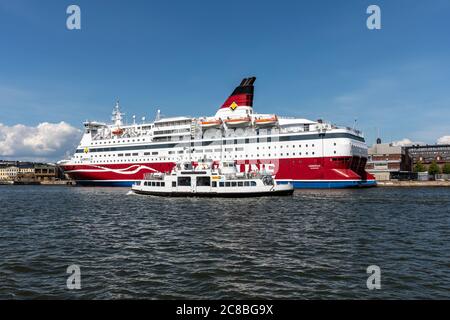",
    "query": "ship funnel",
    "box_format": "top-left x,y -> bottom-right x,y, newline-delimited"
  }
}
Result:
218,76 -> 256,111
